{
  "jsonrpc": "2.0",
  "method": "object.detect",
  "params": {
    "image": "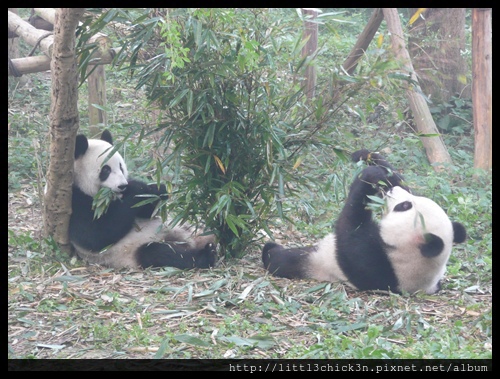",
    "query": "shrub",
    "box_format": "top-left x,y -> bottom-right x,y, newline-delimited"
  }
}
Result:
135,9 -> 325,258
